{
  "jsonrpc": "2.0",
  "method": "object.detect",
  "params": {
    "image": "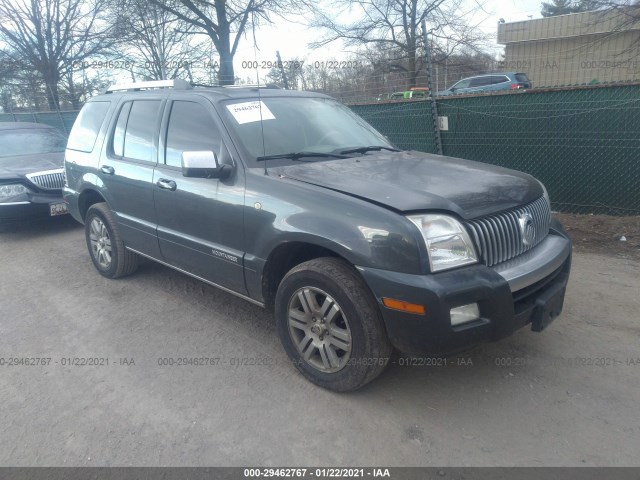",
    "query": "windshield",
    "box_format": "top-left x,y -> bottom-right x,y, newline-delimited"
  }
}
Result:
221,97 -> 393,166
0,128 -> 67,158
